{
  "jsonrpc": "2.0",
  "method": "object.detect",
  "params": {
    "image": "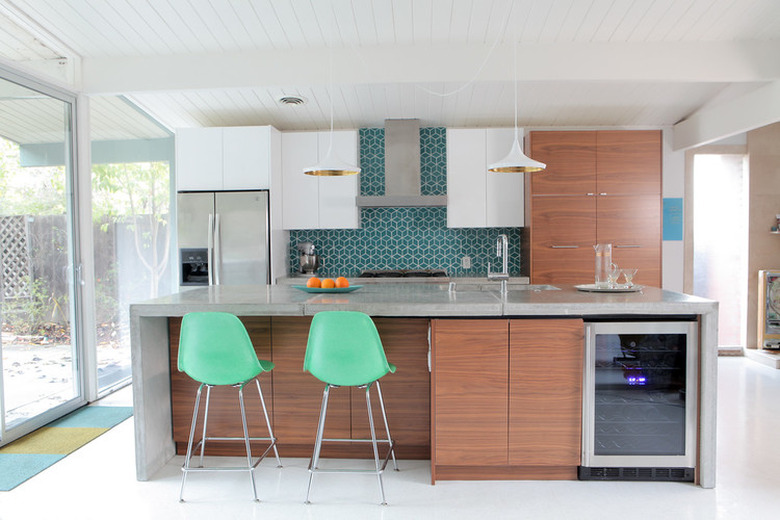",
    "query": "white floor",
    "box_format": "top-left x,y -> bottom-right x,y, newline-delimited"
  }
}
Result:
1,357 -> 779,520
